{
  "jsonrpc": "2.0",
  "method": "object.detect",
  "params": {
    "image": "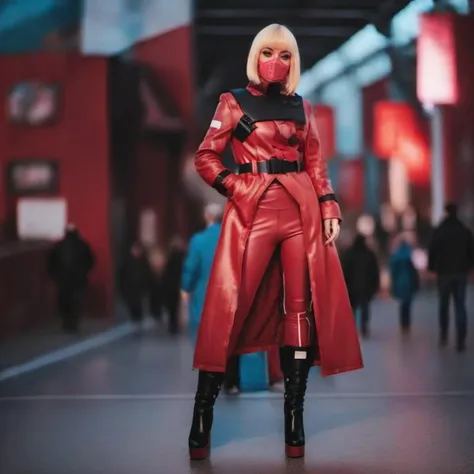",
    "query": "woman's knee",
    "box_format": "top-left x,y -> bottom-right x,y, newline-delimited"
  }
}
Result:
283,296 -> 307,314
